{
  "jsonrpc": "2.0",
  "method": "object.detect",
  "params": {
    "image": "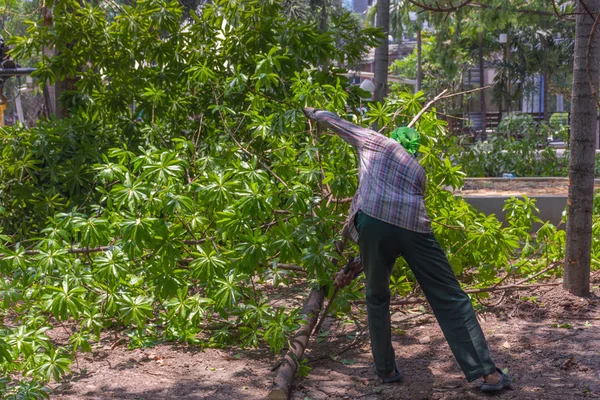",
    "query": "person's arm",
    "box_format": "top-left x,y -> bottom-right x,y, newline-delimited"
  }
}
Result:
303,107 -> 375,150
